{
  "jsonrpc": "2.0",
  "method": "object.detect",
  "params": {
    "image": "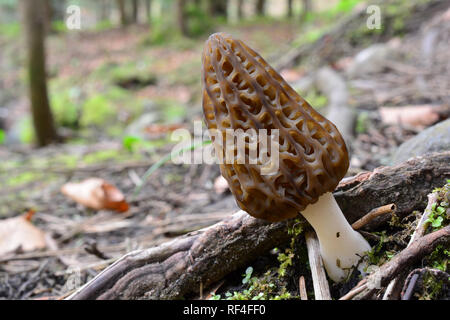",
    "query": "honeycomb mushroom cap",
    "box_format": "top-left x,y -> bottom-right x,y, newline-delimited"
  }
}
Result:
202,33 -> 349,222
